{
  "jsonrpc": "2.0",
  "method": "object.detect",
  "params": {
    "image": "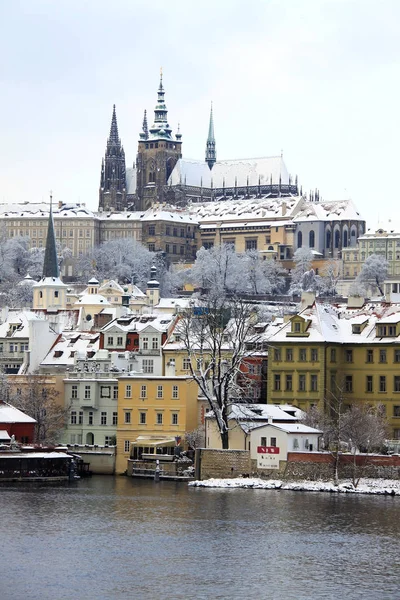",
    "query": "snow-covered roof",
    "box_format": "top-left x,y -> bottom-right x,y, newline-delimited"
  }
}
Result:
101,314 -> 175,334
74,294 -> 111,307
0,402 -> 36,424
98,280 -> 125,294
0,311 -> 47,339
251,422 -> 322,434
189,196 -> 302,224
0,202 -> 94,219
168,156 -> 291,188
293,199 -> 363,223
40,332 -> 100,367
268,302 -> 400,345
